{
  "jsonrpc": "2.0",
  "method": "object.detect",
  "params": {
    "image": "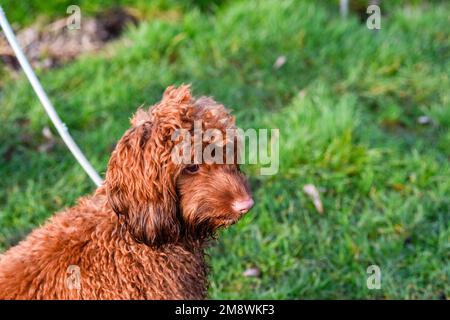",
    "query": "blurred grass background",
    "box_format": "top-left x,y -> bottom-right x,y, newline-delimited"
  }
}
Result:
0,0 -> 449,299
